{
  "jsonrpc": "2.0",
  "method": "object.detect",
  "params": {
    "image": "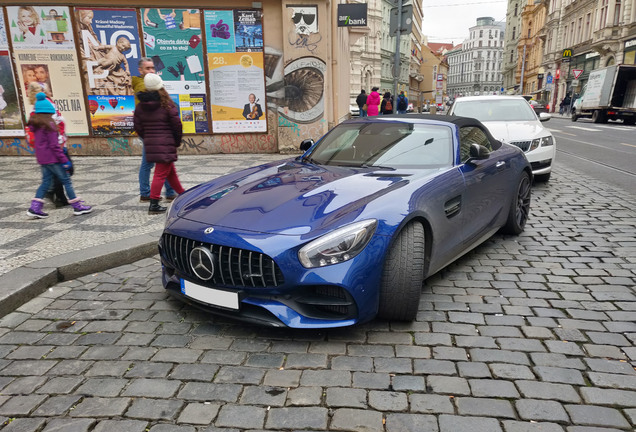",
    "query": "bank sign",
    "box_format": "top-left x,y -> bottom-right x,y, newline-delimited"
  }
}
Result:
337,4 -> 367,27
